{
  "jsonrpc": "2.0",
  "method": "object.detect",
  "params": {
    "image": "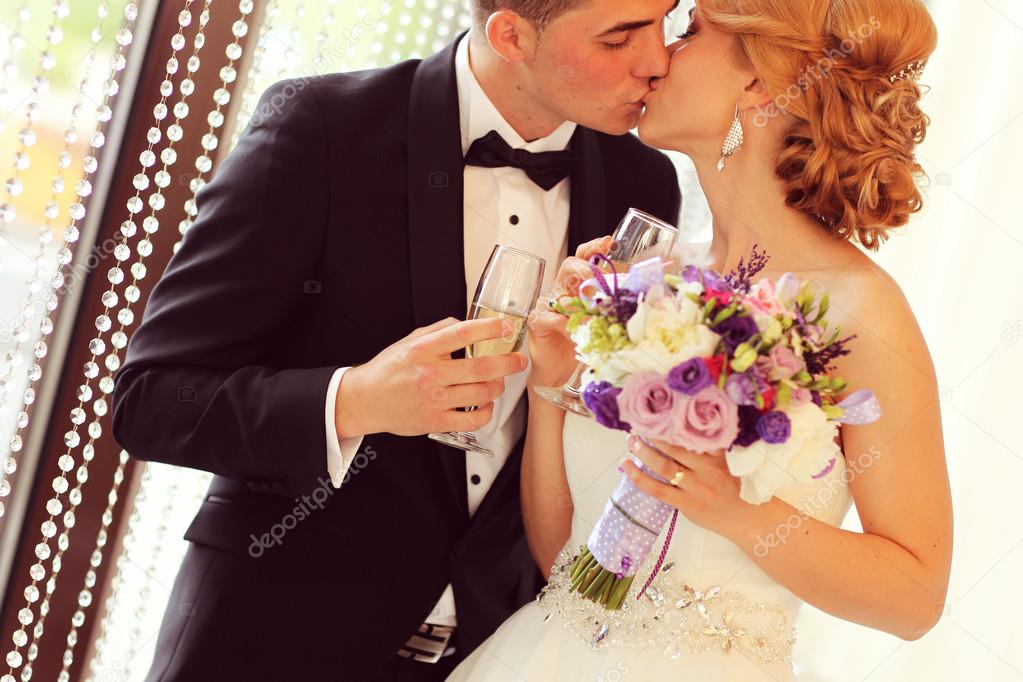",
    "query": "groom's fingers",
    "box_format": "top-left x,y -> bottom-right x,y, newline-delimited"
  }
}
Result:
442,353 -> 528,385
431,379 -> 506,410
418,316 -> 517,357
440,401 -> 496,433
407,316 -> 461,341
